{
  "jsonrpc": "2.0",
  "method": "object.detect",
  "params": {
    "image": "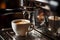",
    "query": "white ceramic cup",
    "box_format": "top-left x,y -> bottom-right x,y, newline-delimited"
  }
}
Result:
11,19 -> 33,36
